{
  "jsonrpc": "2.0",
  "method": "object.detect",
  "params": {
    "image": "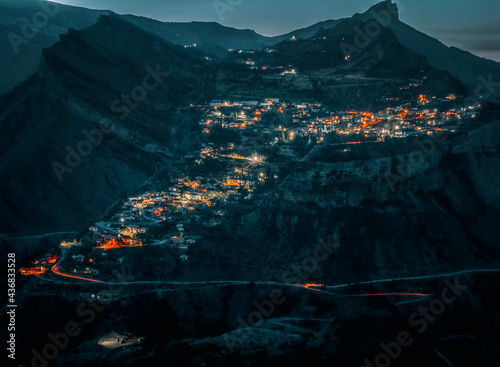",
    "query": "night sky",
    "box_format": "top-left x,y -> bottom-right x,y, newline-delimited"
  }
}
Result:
50,0 -> 500,62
